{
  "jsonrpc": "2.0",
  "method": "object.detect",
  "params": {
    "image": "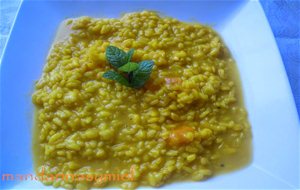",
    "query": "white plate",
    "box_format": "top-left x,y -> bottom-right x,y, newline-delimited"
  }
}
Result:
1,0 -> 299,189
